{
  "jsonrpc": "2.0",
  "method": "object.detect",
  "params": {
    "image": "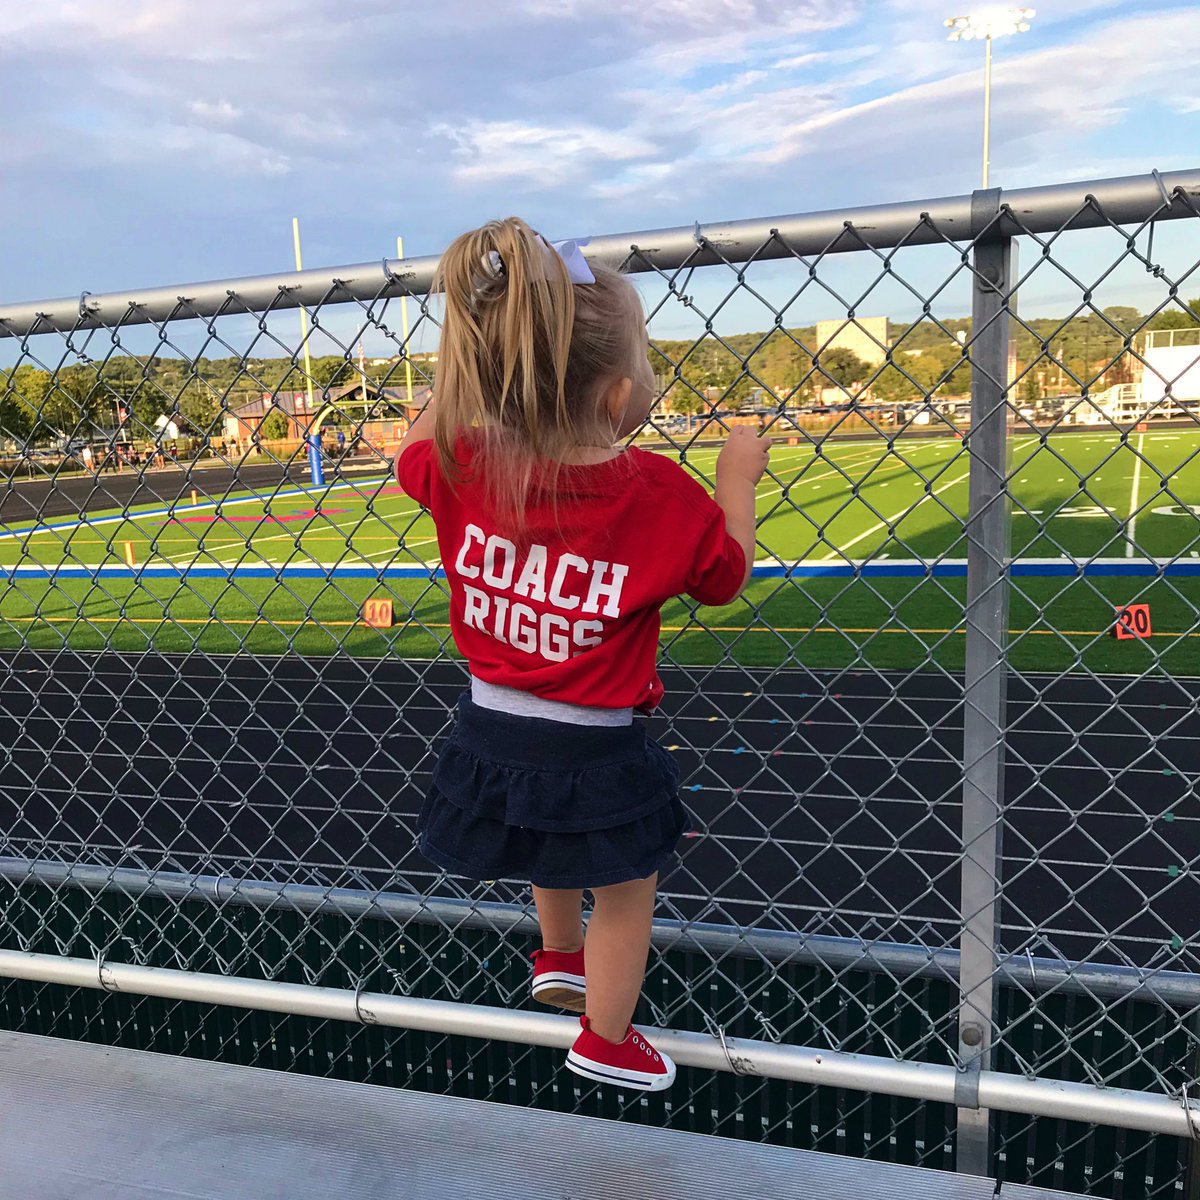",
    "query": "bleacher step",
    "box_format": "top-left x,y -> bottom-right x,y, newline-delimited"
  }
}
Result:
0,1031 -> 1082,1199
